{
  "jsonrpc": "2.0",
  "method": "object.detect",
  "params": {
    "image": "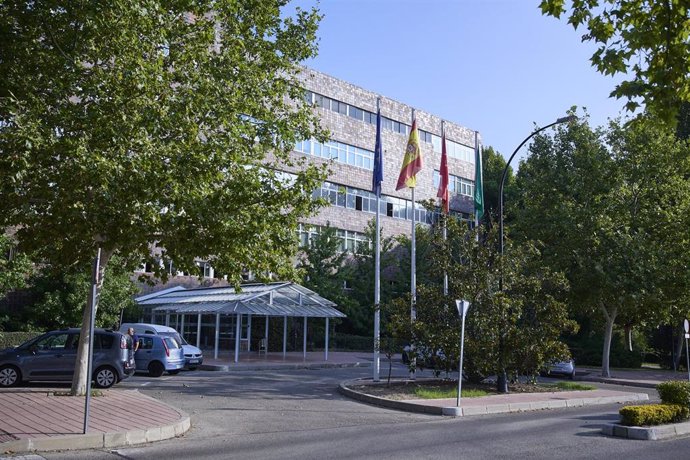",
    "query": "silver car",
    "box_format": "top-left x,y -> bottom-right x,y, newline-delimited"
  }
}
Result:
133,333 -> 185,377
545,359 -> 576,379
0,328 -> 135,388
